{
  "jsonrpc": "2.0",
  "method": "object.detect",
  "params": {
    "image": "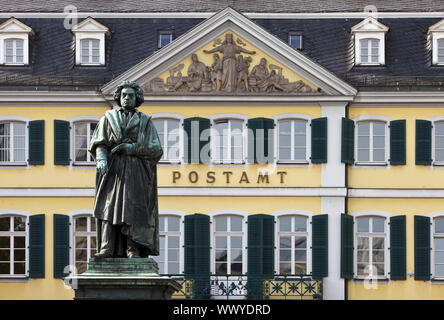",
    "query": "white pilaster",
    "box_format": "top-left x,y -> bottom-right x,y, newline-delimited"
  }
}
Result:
320,102 -> 347,300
